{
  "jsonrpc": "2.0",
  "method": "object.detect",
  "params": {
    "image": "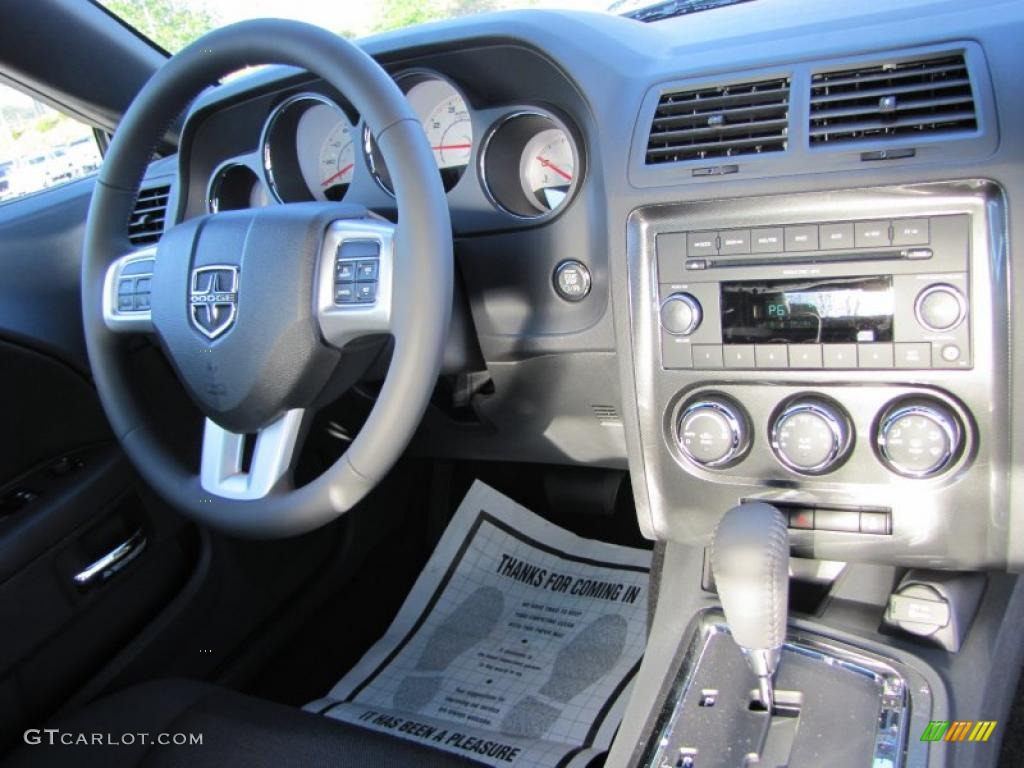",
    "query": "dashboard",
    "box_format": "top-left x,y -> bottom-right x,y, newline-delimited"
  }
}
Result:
157,0 -> 1024,571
